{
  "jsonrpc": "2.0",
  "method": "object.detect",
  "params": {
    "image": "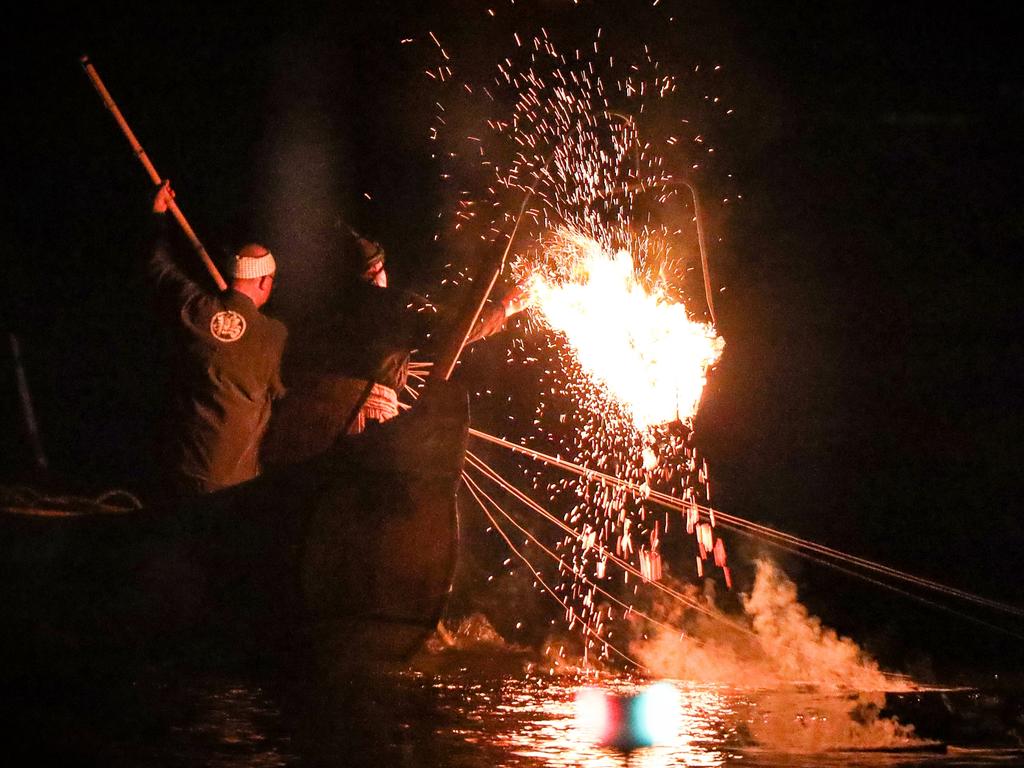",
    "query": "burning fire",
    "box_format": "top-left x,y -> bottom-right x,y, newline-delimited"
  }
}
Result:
527,227 -> 724,431
422,9 -> 736,663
